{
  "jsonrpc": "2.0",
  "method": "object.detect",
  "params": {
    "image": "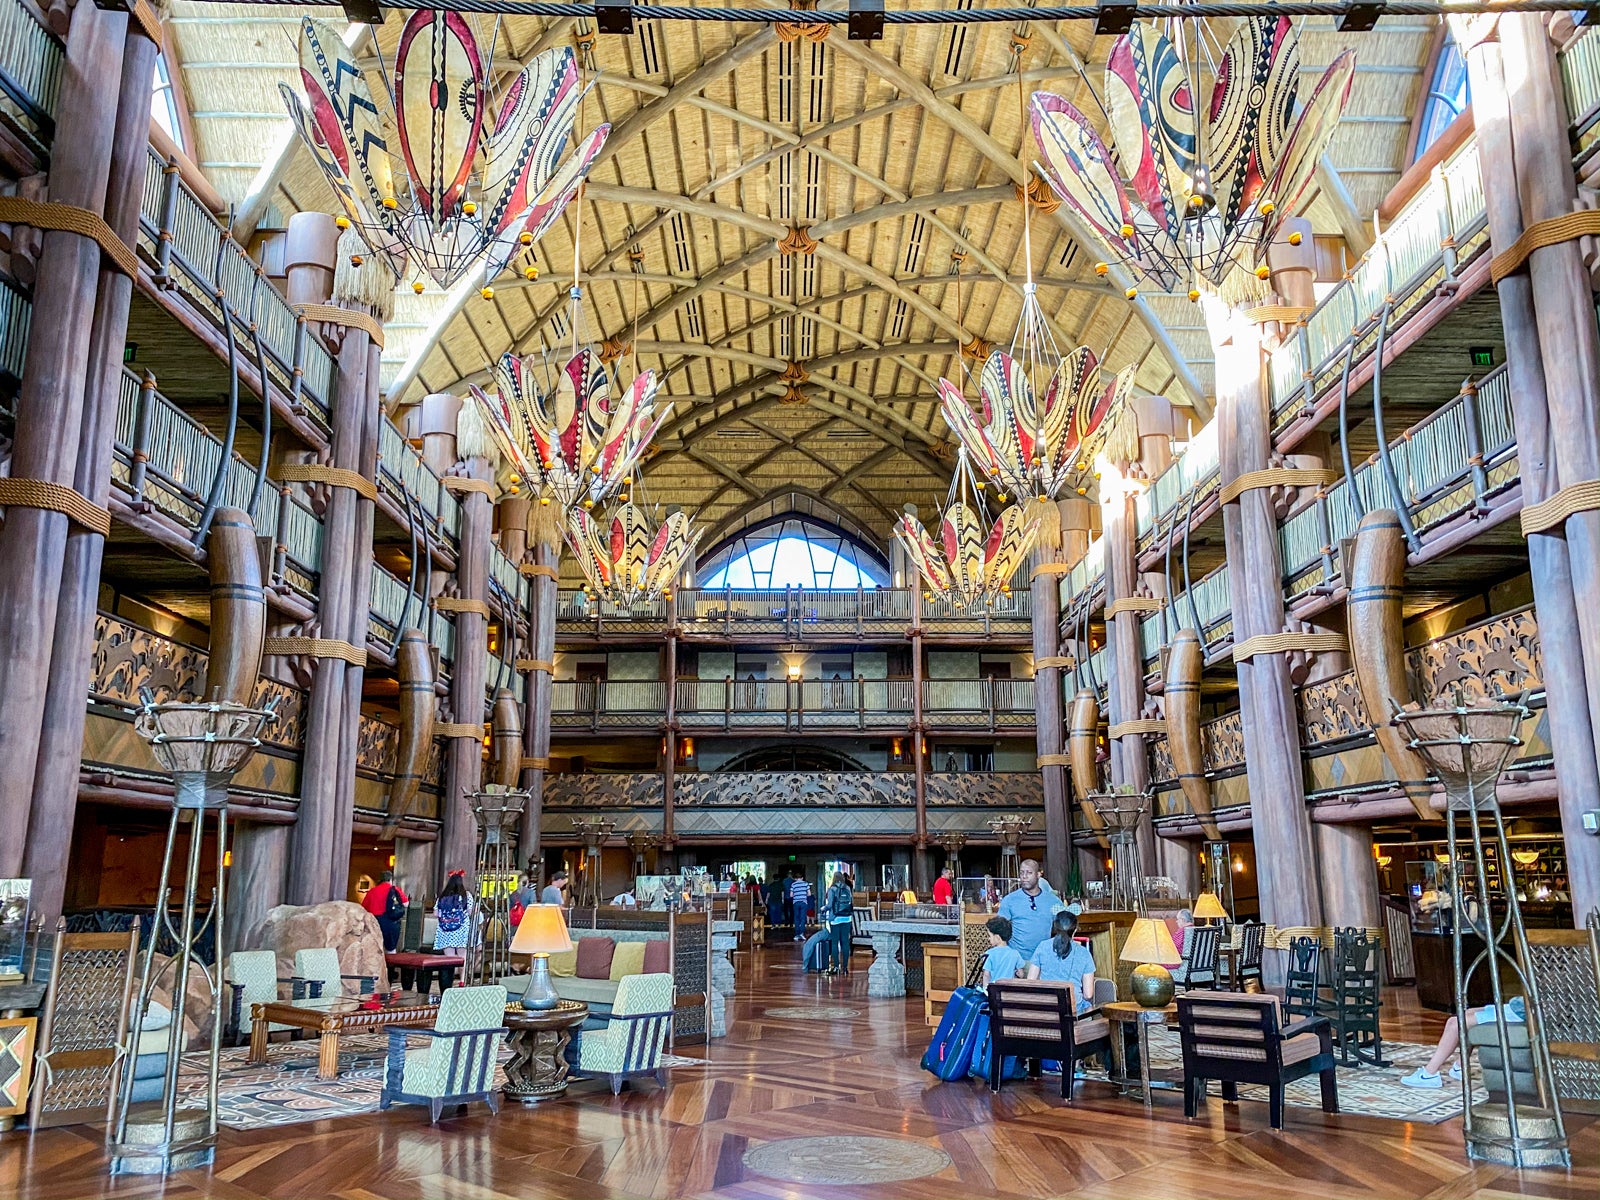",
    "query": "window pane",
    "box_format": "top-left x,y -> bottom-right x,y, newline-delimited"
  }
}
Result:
696,517 -> 888,589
